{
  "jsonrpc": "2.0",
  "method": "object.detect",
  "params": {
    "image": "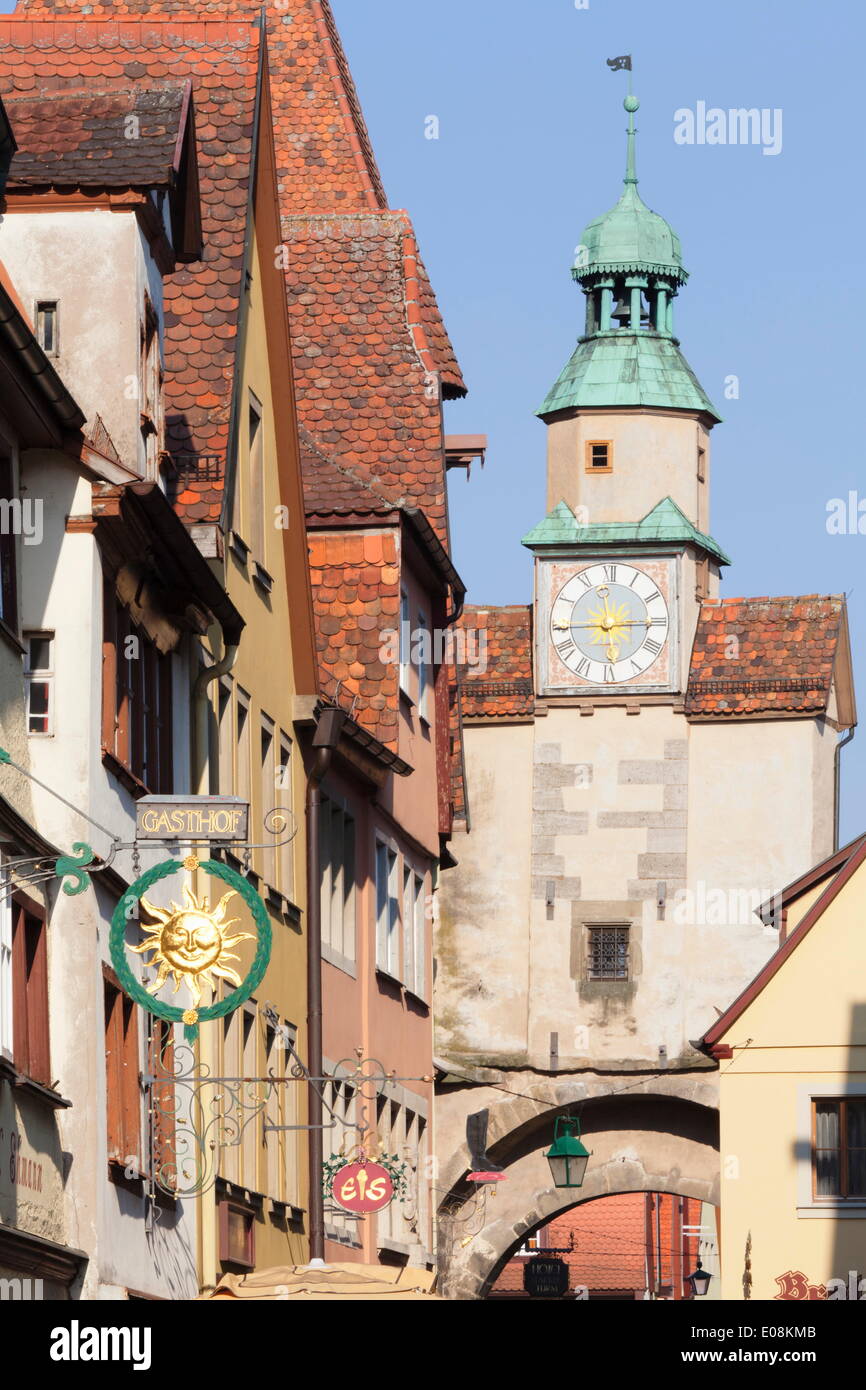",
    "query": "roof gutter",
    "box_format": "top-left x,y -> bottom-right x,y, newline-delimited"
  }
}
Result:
402,505 -> 466,622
